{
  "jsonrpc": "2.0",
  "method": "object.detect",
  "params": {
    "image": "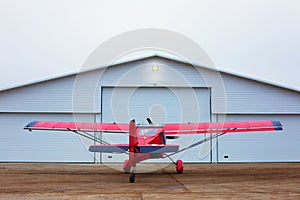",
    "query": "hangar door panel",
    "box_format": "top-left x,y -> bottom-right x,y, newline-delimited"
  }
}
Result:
101,87 -> 211,163
218,115 -> 300,162
0,113 -> 94,162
